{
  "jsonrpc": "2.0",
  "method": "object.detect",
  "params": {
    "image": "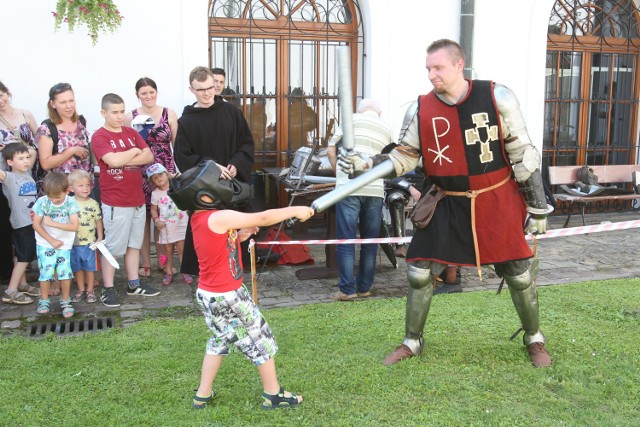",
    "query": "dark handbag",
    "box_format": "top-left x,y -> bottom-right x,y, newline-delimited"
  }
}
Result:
408,184 -> 446,229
